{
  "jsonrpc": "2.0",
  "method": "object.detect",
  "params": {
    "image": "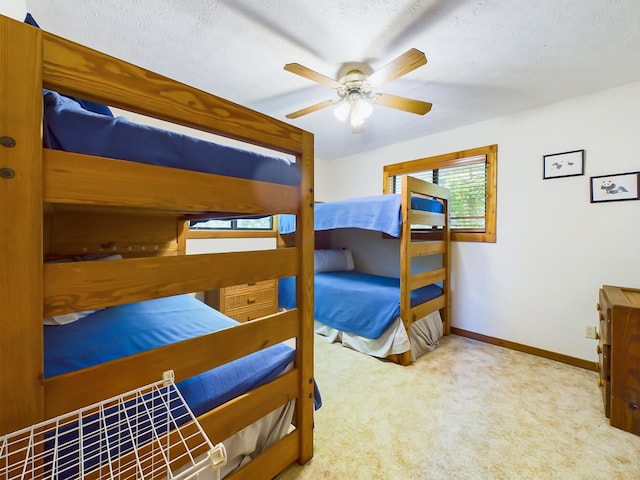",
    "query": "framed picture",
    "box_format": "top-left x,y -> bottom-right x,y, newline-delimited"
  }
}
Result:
590,172 -> 640,203
543,149 -> 585,179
